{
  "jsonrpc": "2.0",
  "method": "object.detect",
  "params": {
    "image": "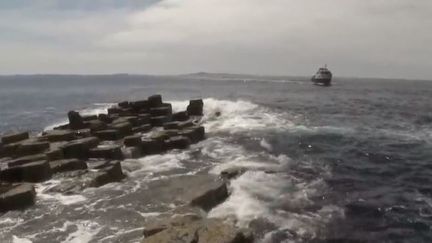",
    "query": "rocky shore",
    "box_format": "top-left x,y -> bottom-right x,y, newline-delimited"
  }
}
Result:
0,94 -> 253,243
